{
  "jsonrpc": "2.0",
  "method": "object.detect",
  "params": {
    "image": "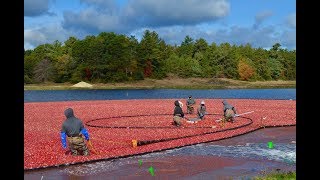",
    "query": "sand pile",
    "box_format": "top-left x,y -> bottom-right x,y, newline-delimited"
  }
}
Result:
72,81 -> 93,88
